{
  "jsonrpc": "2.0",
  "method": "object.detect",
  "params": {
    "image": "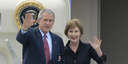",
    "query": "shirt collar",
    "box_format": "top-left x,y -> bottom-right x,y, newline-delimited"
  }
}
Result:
66,39 -> 83,53
39,28 -> 50,39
